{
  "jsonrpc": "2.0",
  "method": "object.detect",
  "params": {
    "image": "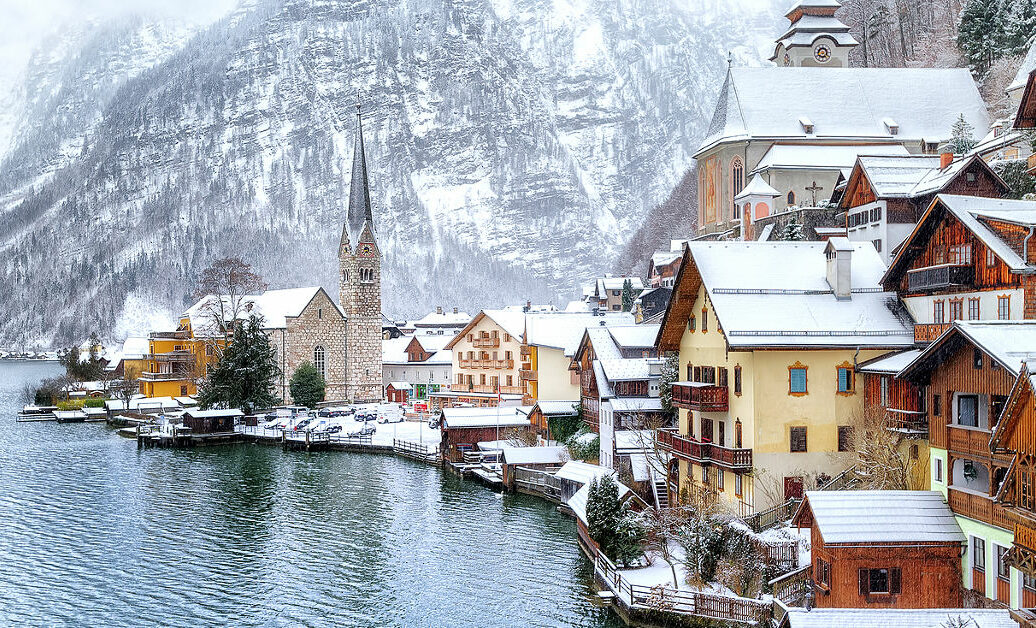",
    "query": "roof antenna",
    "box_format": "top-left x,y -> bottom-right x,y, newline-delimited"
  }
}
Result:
727,51 -> 733,67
